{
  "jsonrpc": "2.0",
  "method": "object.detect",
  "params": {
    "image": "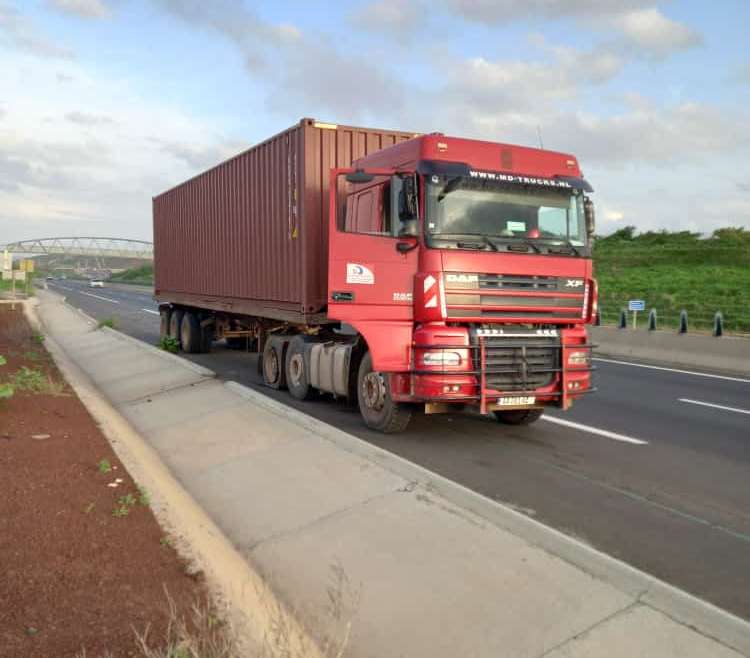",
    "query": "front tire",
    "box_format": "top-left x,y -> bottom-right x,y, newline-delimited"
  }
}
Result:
357,353 -> 411,433
493,408 -> 544,425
